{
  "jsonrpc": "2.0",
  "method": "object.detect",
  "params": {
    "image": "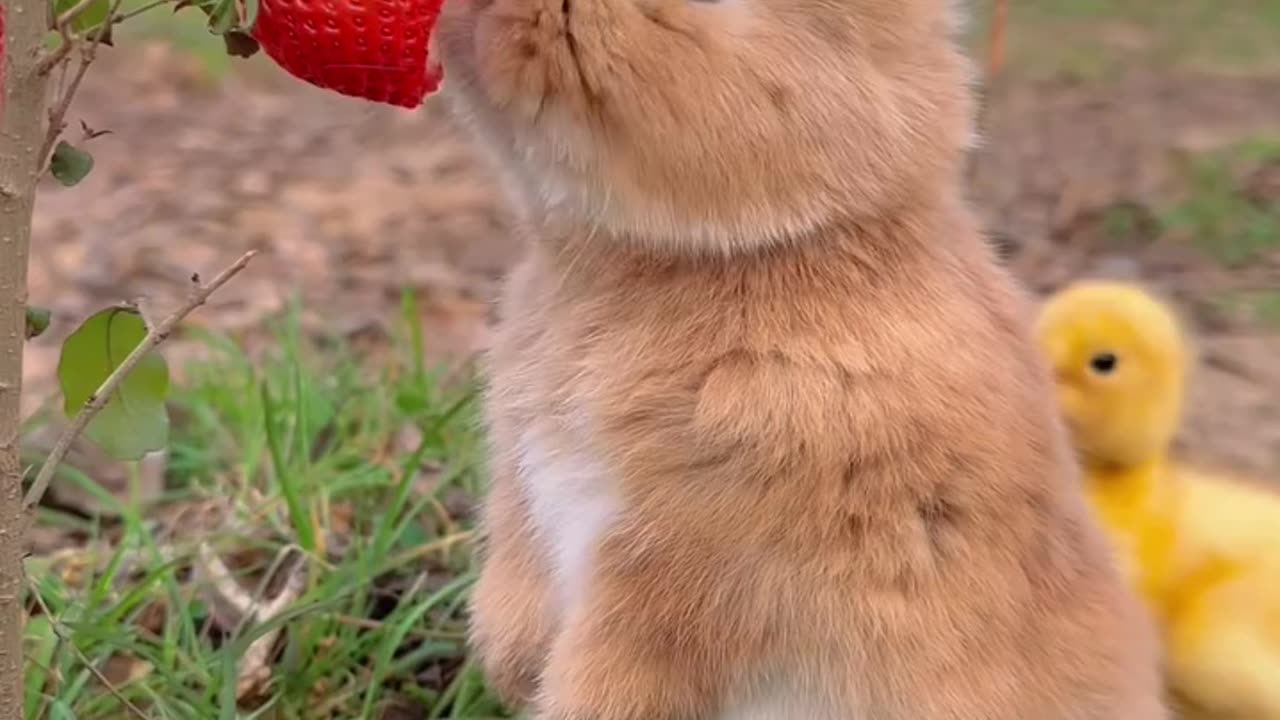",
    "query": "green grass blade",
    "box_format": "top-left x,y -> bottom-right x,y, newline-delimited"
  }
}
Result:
262,380 -> 316,553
